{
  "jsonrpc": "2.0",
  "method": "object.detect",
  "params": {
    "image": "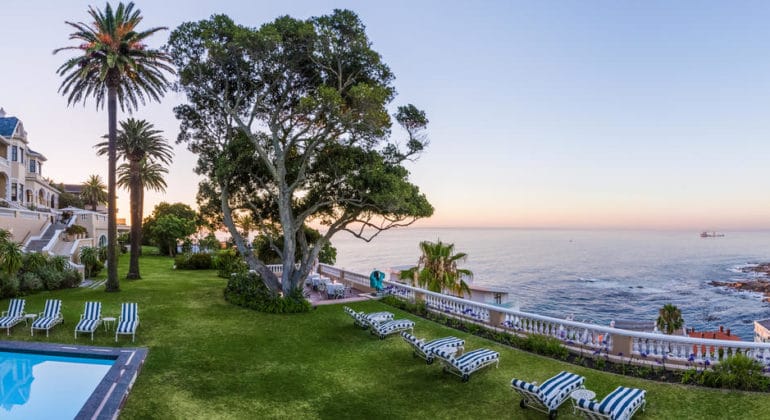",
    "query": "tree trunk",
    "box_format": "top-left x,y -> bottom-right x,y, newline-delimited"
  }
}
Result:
126,159 -> 142,279
105,82 -> 119,292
